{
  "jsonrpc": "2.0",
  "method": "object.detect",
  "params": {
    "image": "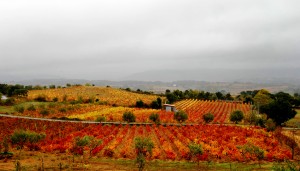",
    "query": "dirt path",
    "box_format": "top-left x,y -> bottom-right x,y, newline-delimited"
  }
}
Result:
1,114 -> 299,130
